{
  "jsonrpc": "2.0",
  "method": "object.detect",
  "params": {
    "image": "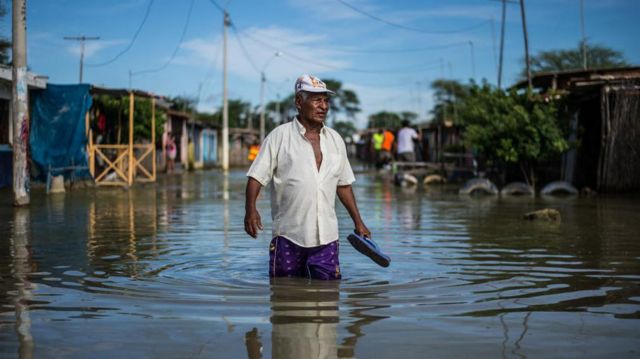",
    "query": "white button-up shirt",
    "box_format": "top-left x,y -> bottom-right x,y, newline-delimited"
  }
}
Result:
247,117 -> 355,247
